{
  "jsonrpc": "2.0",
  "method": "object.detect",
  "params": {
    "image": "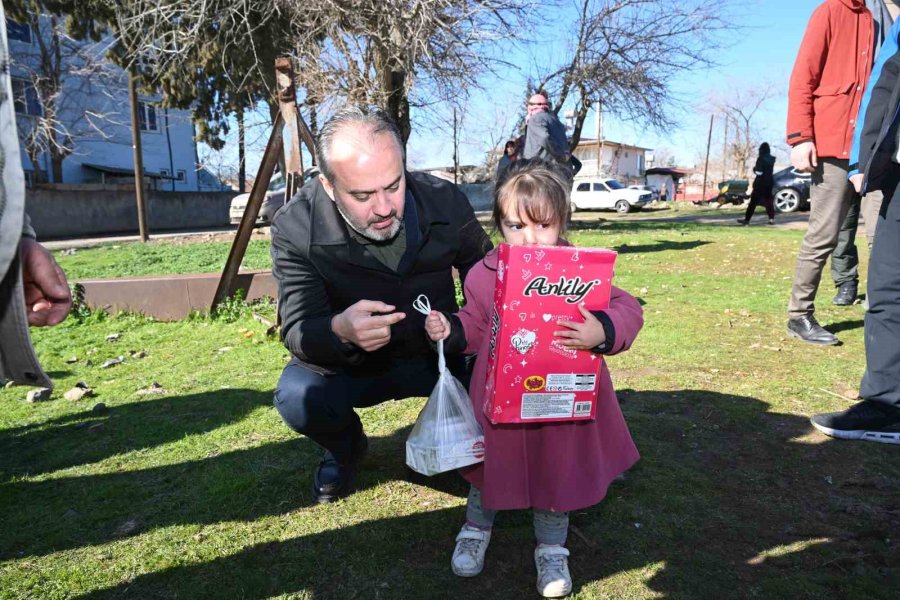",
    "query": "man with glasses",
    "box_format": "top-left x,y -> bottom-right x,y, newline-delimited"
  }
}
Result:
521,92 -> 574,171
